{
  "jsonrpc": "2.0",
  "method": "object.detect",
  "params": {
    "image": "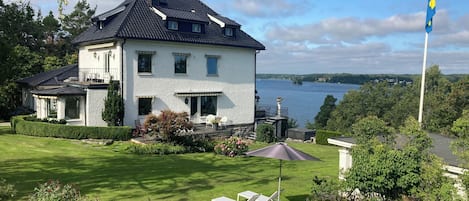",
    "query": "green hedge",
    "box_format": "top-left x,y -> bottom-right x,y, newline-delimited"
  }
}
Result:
11,116 -> 131,140
315,130 -> 342,145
